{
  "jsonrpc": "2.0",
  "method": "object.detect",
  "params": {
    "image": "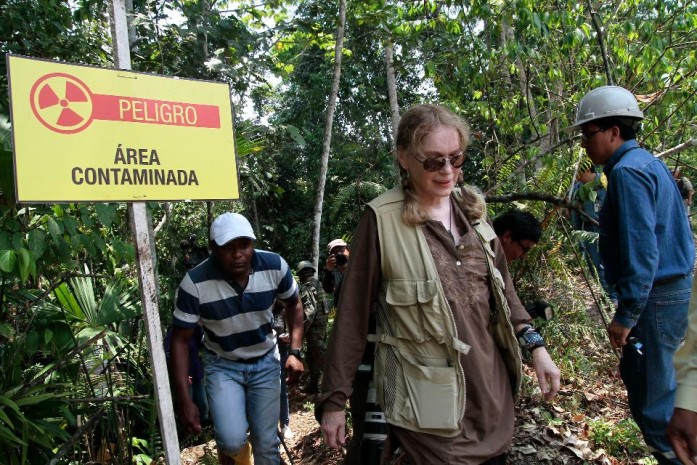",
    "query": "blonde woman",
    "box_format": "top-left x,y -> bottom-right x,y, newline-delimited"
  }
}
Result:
317,104 -> 559,464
